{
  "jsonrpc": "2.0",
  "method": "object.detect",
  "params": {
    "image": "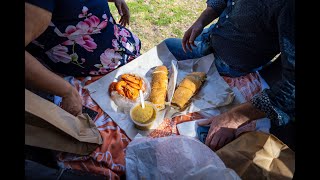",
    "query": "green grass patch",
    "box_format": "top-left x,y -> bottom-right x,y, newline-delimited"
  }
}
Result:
108,0 -> 206,53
